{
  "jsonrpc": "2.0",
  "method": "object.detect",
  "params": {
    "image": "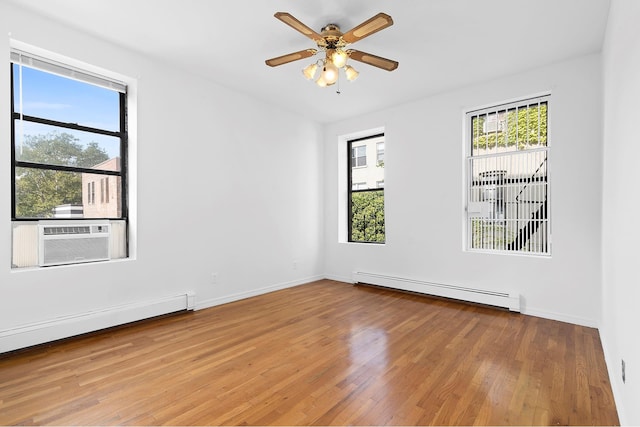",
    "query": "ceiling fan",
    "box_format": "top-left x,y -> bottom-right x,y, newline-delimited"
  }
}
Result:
265,12 -> 399,88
